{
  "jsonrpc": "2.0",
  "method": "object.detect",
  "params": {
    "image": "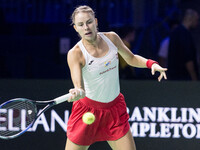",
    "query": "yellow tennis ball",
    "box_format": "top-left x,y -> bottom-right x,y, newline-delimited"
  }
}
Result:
82,112 -> 95,125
